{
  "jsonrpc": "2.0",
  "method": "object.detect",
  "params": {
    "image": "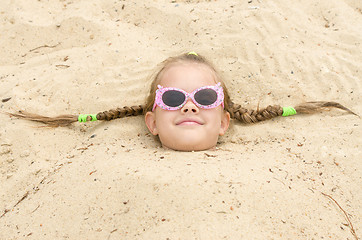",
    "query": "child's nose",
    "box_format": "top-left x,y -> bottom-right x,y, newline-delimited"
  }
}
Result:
181,100 -> 199,113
